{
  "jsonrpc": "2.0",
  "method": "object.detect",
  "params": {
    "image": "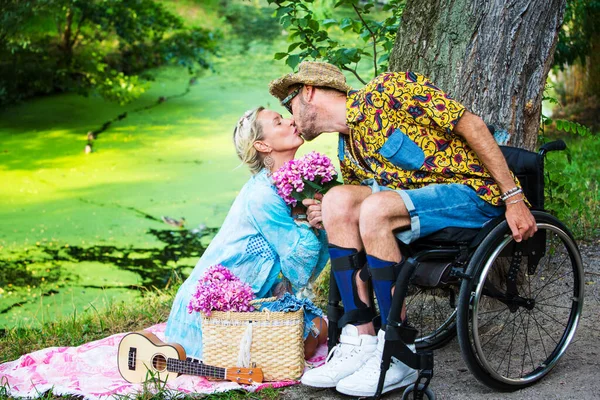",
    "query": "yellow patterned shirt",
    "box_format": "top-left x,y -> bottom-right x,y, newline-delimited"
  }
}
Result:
339,71 -> 519,206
